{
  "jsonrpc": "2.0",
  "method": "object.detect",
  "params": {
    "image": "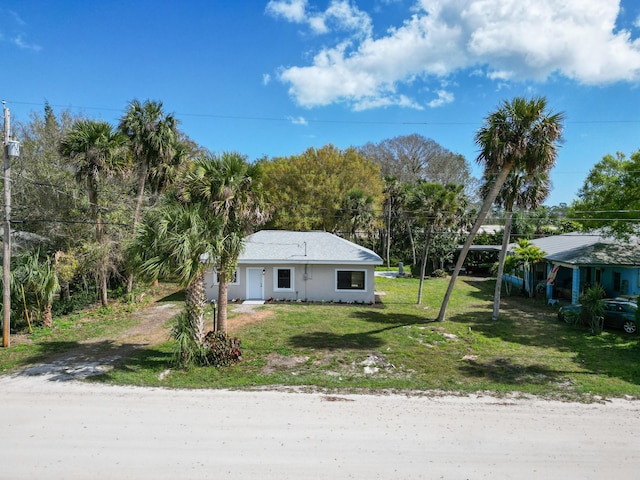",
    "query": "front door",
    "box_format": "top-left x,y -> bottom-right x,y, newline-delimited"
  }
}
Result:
246,268 -> 264,300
